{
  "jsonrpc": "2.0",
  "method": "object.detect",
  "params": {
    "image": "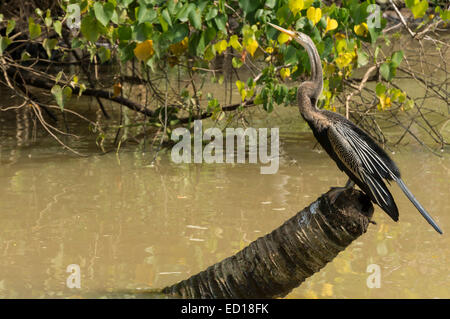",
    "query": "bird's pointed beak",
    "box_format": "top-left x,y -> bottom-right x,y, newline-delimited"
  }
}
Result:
267,22 -> 297,39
